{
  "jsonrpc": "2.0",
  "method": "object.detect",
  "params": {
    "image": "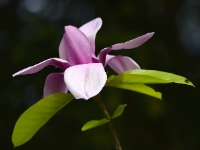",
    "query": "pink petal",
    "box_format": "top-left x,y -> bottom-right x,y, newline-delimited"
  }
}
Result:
107,55 -> 140,74
13,58 -> 70,77
98,32 -> 154,66
59,37 -> 68,61
64,63 -> 107,100
92,54 -> 99,63
44,73 -> 68,97
104,54 -> 114,66
98,47 -> 111,66
79,18 -> 102,53
111,32 -> 154,50
63,26 -> 93,65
